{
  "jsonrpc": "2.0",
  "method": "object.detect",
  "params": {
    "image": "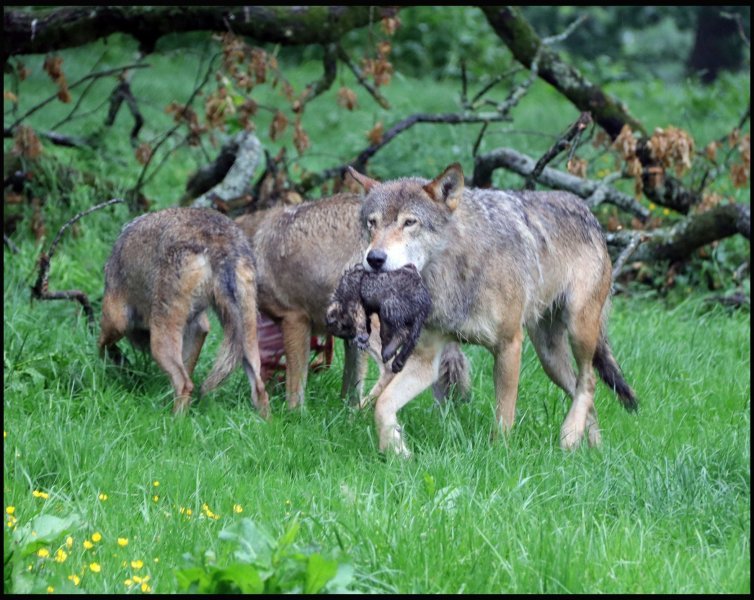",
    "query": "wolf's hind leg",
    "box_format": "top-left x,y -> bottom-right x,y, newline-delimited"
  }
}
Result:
183,312 -> 210,377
